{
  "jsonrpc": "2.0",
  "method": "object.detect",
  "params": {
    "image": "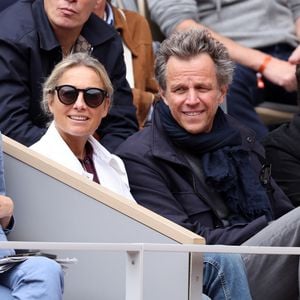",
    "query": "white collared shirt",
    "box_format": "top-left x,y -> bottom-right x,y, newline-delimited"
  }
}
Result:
30,122 -> 135,202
